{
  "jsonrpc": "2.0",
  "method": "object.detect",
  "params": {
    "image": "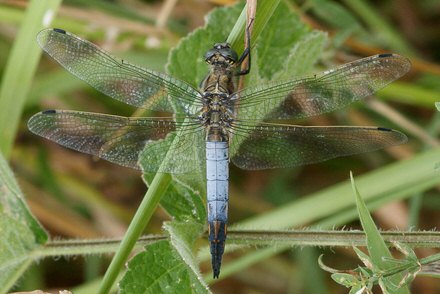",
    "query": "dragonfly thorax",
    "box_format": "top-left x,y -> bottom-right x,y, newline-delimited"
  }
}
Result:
201,44 -> 239,143
200,92 -> 234,142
